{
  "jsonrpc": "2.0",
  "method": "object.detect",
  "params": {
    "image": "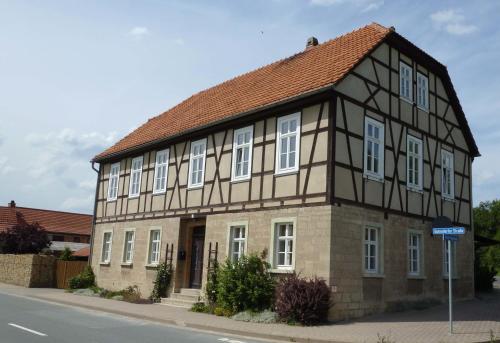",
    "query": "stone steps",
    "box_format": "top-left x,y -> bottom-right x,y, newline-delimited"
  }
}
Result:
160,288 -> 201,308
